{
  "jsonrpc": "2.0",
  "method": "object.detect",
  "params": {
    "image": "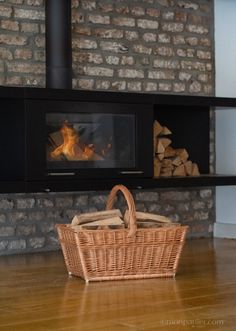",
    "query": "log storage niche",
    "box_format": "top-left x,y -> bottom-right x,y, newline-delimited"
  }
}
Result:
154,120 -> 200,178
153,104 -> 210,180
